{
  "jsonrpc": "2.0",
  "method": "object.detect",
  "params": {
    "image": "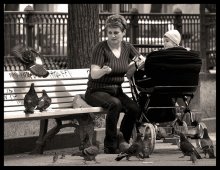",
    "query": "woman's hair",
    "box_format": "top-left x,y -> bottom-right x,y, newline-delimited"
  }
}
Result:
105,14 -> 127,31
